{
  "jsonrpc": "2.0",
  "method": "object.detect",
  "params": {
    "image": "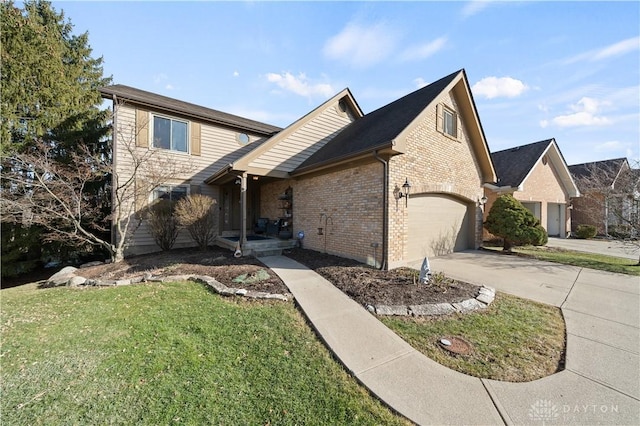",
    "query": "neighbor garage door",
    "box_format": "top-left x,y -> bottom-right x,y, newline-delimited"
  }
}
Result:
407,193 -> 473,260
